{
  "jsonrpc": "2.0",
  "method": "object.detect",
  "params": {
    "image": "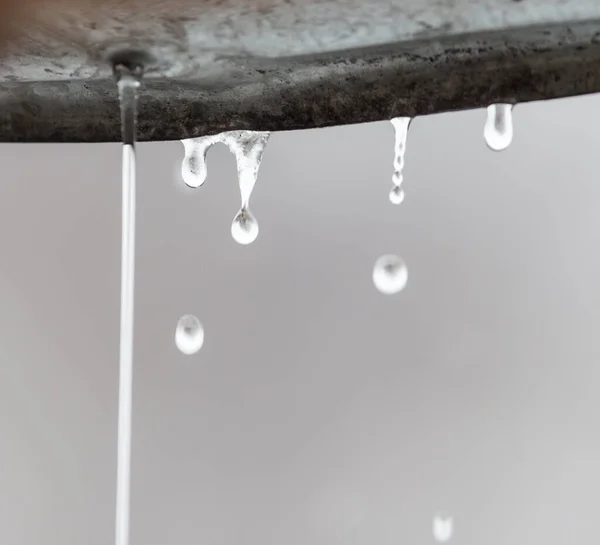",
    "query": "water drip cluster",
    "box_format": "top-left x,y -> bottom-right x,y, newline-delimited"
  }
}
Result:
373,104 -> 514,295
181,131 -> 270,246
112,53 -> 505,545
